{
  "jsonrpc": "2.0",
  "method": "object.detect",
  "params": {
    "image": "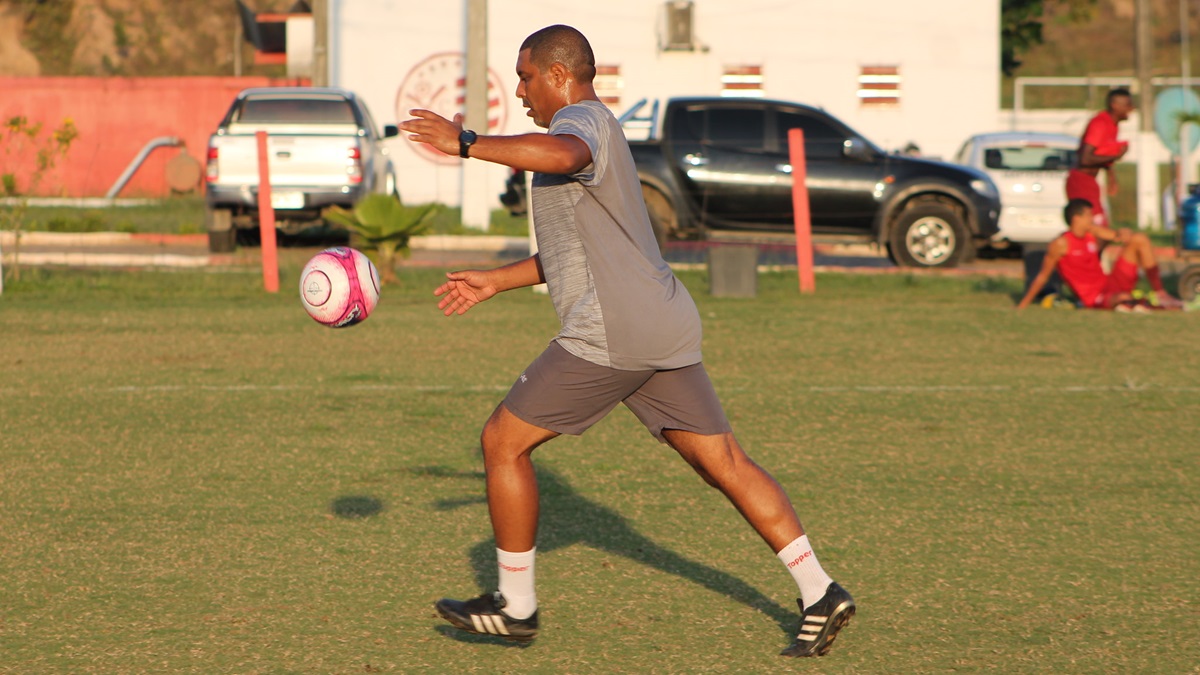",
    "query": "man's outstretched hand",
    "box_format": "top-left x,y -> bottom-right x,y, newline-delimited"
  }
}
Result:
434,269 -> 498,316
399,109 -> 463,158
